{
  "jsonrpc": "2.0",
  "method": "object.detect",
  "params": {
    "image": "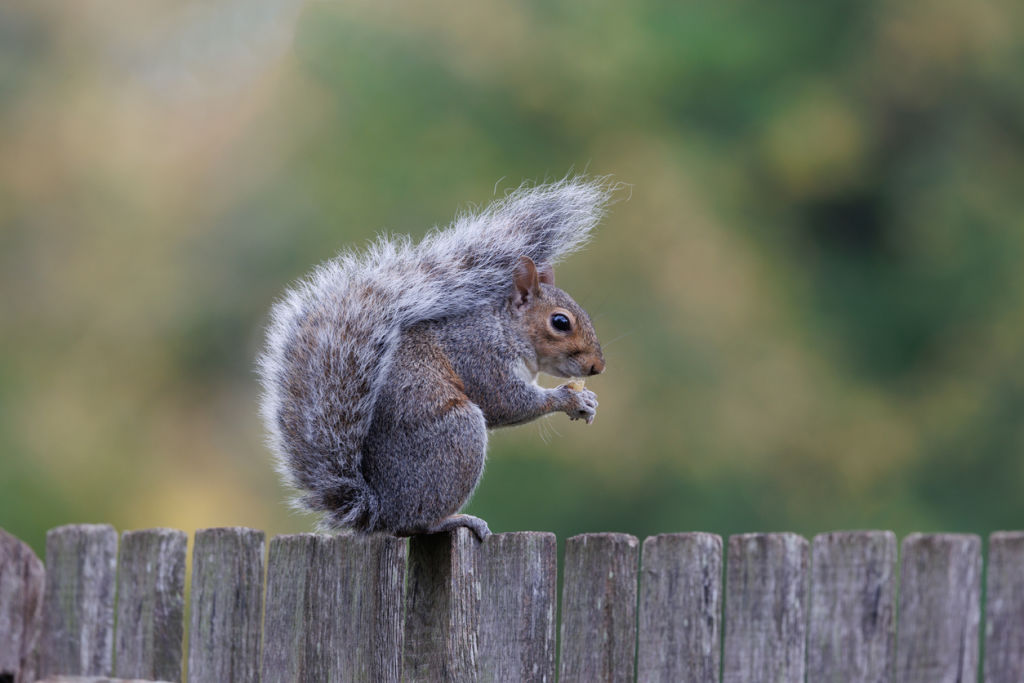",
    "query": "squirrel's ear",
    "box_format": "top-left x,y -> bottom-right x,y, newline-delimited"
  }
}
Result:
513,255 -> 541,308
537,263 -> 555,286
